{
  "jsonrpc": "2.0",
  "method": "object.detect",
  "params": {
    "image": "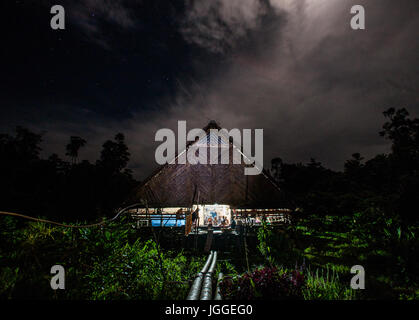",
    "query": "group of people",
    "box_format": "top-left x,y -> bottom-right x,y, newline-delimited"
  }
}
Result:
191,207 -> 237,229
206,215 -> 229,227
